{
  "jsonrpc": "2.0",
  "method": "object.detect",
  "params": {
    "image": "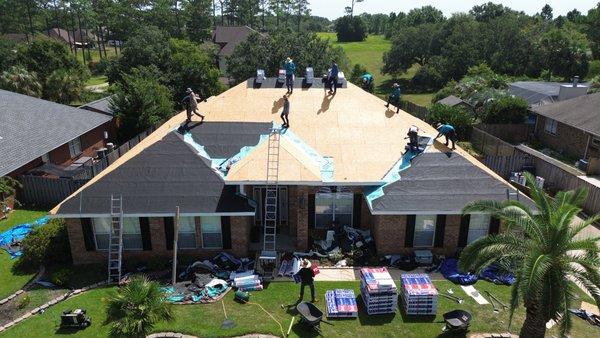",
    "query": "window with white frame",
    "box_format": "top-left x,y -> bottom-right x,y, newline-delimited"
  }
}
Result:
93,217 -> 142,250
544,118 -> 558,135
414,215 -> 436,247
315,192 -> 353,229
201,216 -> 222,249
178,217 -> 197,249
68,137 -> 82,158
467,214 -> 491,244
